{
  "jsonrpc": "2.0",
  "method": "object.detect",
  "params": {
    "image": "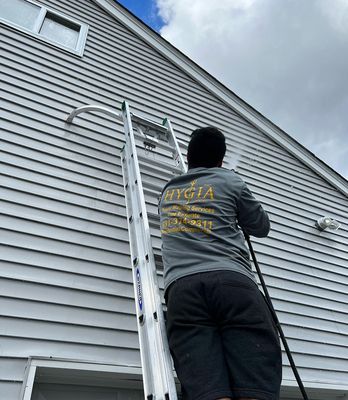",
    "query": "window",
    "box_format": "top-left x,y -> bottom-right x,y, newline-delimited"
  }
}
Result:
40,12 -> 80,49
0,0 -> 88,55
